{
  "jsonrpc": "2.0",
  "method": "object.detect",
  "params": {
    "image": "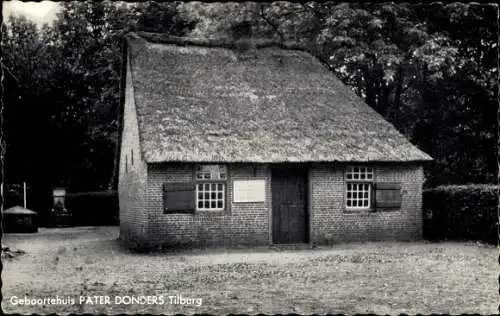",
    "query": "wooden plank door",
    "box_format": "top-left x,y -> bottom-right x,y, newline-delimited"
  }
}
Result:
271,167 -> 308,244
